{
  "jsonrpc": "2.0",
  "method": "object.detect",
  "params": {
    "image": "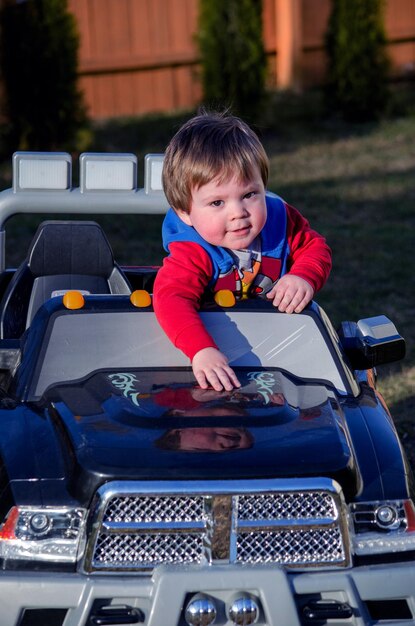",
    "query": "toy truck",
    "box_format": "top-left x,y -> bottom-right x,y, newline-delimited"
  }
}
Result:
0,152 -> 413,626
